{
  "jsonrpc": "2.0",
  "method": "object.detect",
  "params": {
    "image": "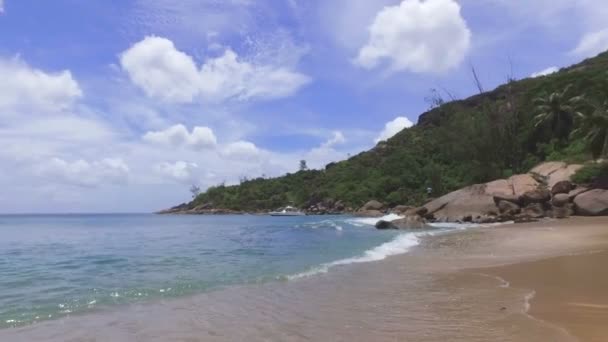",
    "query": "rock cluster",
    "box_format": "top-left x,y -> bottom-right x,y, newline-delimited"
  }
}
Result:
372,161 -> 608,230
421,162 -> 608,224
